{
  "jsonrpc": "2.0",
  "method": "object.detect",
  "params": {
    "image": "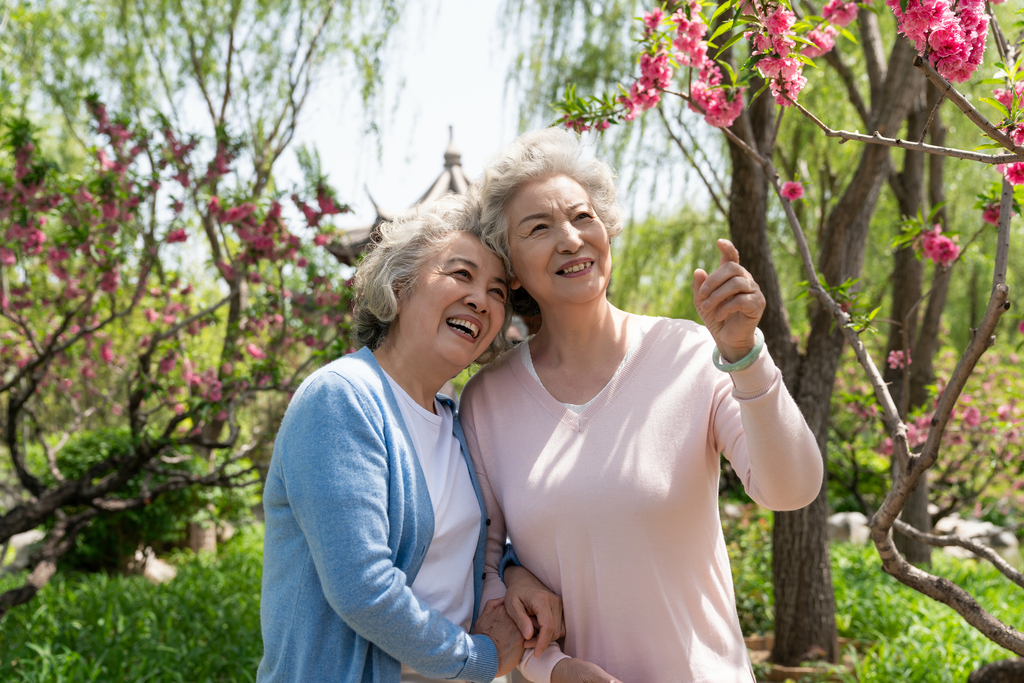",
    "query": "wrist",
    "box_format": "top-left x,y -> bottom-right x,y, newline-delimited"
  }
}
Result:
713,328 -> 764,373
